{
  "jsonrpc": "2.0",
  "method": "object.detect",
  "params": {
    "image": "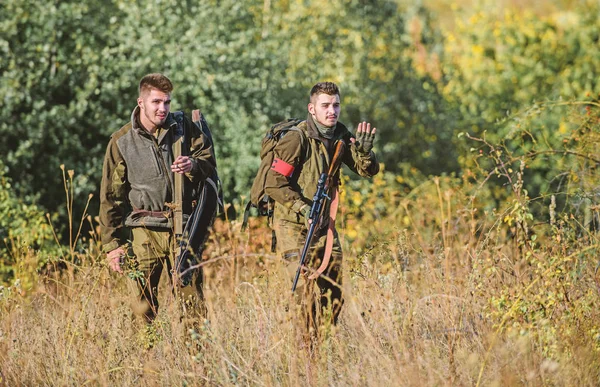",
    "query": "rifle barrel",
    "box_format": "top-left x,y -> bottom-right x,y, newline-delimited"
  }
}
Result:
291,219 -> 318,291
291,173 -> 327,292
290,141 -> 345,292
